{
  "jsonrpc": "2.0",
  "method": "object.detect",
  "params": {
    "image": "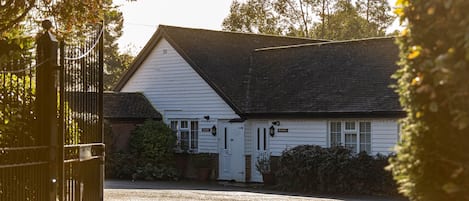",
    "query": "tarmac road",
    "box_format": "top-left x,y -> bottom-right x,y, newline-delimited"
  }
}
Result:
104,180 -> 406,201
